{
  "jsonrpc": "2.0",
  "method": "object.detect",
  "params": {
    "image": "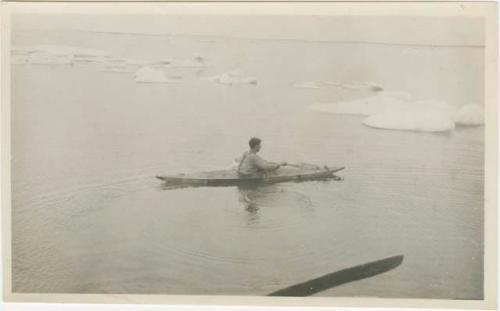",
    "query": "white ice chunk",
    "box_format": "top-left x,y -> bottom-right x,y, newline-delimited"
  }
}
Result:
310,91 -> 457,132
205,70 -> 257,85
361,99 -> 456,132
363,109 -> 455,132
